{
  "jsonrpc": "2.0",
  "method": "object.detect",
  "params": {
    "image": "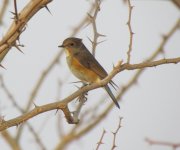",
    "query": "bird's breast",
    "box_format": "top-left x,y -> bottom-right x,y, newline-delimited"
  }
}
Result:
66,55 -> 100,83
